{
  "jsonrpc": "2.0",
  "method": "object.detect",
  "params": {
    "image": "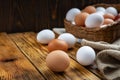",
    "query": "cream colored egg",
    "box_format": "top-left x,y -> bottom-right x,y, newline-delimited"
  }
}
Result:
103,19 -> 114,25
104,13 -> 115,20
37,29 -> 55,44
